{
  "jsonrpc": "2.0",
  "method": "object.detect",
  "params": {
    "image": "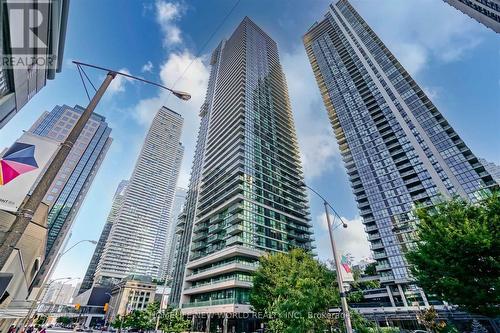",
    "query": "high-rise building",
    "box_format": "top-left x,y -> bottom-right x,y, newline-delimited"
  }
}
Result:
170,17 -> 313,331
95,107 -> 184,285
303,0 -> 496,306
479,158 -> 500,185
443,0 -> 500,33
78,180 -> 129,294
164,187 -> 187,281
0,0 -> 70,128
30,104 -> 112,288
